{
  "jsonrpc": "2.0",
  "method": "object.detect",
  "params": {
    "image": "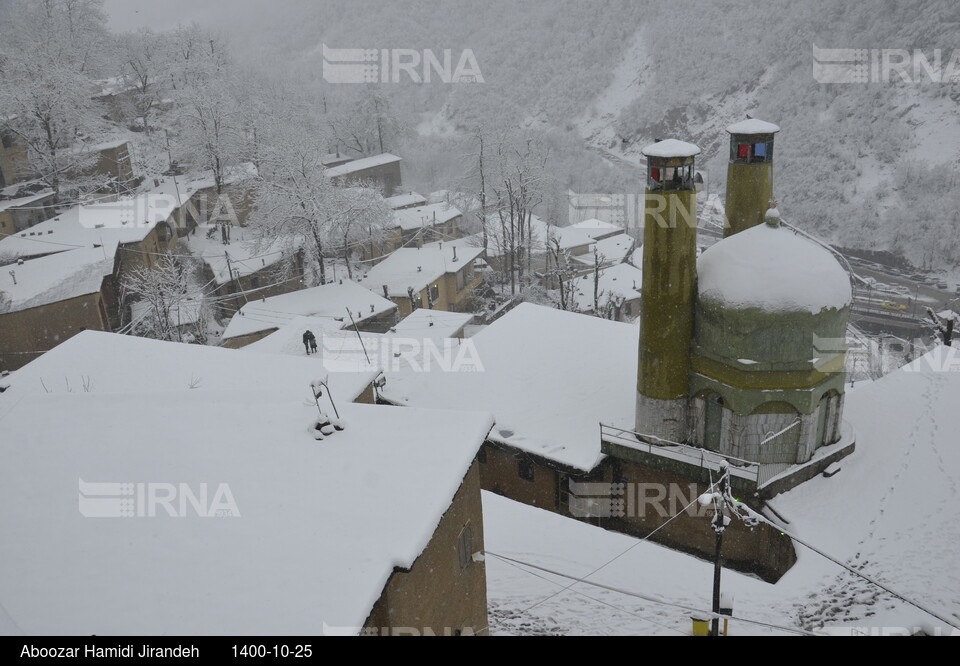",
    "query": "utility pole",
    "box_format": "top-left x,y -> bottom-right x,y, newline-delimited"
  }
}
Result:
710,462 -> 729,637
